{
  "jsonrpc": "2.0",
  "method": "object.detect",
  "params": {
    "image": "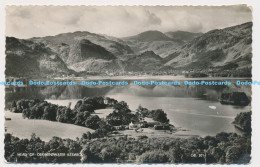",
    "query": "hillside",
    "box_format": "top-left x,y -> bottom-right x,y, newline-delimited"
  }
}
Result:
31,31 -> 134,61
122,30 -> 203,58
5,37 -> 71,77
68,51 -> 165,73
123,51 -> 164,71
165,31 -> 202,42
123,31 -> 184,58
164,22 -> 252,72
68,59 -> 121,73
